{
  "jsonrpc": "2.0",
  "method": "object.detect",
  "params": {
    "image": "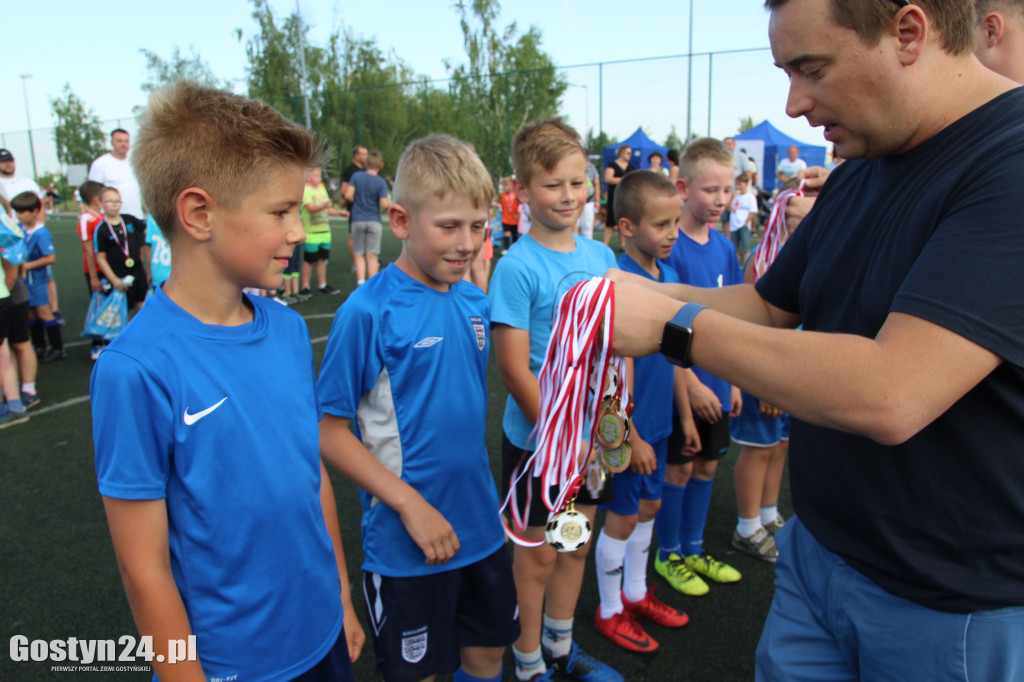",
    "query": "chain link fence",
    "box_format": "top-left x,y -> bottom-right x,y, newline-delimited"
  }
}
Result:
5,47 -> 790,188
